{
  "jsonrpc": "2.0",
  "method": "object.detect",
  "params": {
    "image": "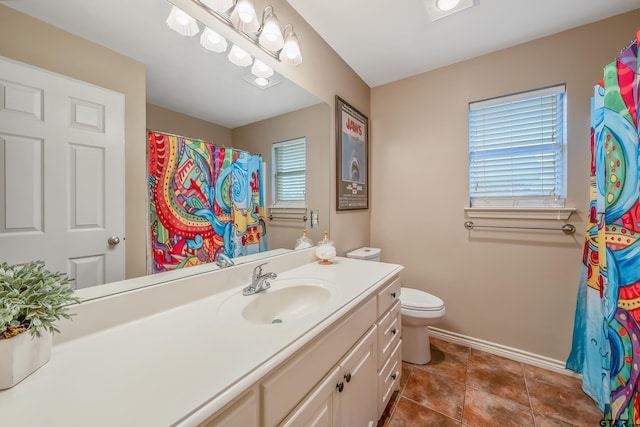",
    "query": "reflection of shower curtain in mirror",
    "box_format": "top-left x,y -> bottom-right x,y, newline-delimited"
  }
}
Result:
567,33 -> 639,422
147,131 -> 267,273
